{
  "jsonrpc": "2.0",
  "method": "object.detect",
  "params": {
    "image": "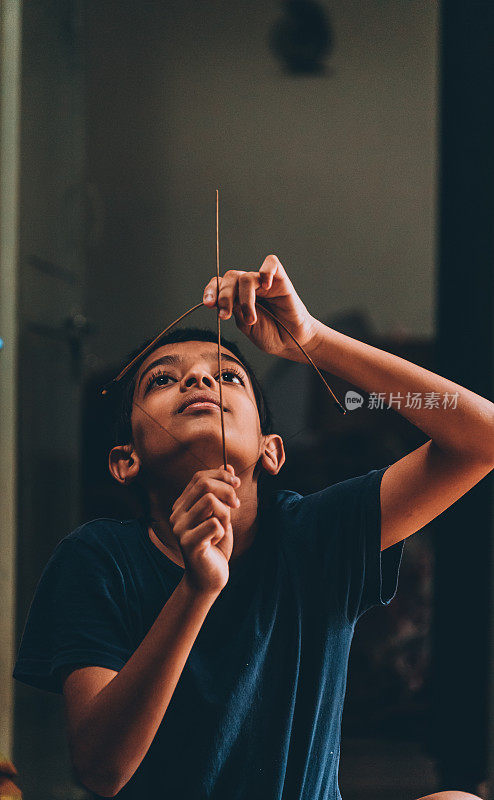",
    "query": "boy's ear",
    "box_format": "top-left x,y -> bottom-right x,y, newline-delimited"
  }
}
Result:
108,443 -> 141,485
260,434 -> 285,476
